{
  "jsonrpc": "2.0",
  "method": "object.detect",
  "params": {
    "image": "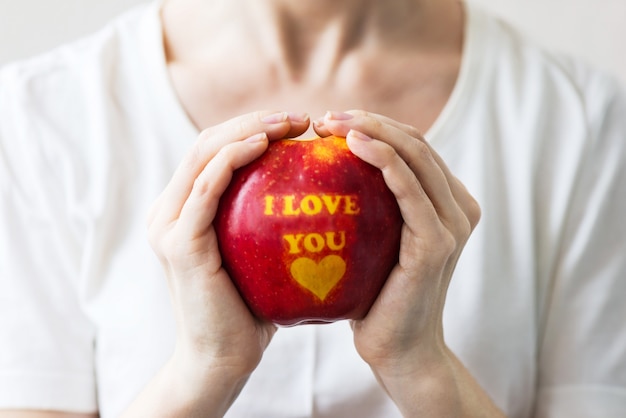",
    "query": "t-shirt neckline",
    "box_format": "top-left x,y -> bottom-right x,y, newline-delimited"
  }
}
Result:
139,0 -> 483,146
425,1 -> 484,146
